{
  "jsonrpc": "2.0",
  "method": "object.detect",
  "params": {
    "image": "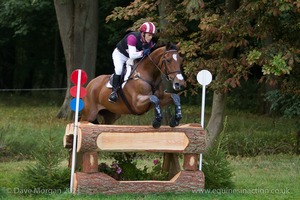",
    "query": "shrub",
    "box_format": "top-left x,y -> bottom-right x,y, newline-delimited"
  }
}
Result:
203,147 -> 235,190
99,152 -> 168,181
203,117 -> 235,189
17,131 -> 70,195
